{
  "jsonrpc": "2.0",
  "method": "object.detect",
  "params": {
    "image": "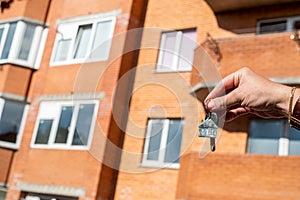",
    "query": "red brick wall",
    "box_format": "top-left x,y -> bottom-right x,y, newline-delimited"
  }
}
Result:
177,152 -> 300,200
5,0 -> 134,199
